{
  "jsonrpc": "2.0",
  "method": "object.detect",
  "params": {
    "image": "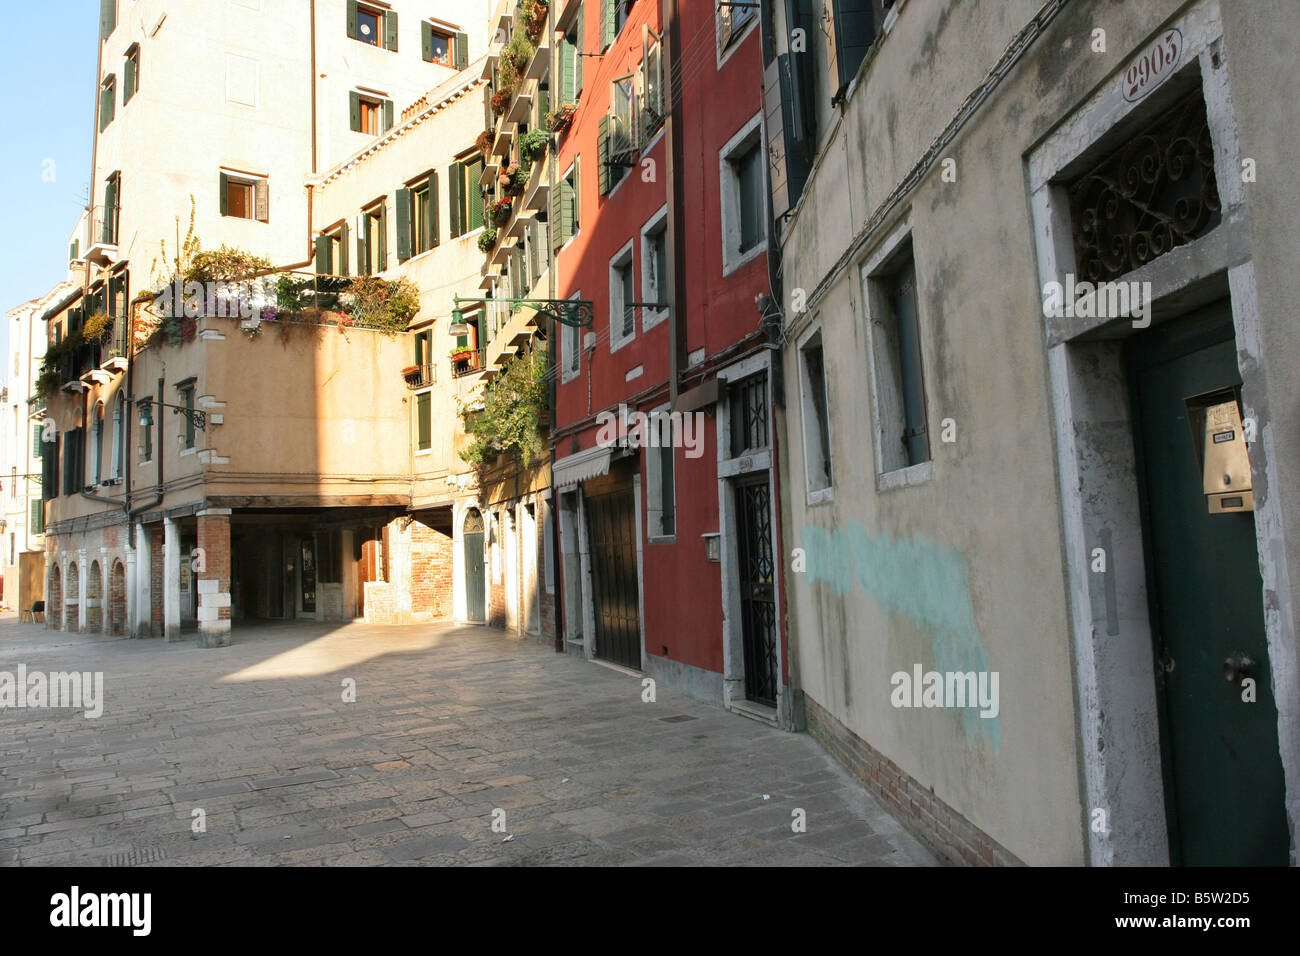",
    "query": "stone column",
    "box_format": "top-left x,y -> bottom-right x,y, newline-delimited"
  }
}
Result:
196,508 -> 232,648
163,517 -> 180,642
100,547 -> 112,635
125,534 -> 138,639
133,523 -> 150,637
77,549 -> 88,634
